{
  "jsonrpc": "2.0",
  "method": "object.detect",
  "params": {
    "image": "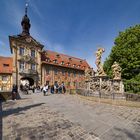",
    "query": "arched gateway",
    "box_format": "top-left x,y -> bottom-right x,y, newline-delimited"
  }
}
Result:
20,77 -> 34,86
